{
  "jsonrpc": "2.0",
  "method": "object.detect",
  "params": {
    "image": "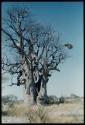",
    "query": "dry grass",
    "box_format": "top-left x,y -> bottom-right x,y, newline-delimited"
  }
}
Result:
46,99 -> 84,123
26,106 -> 51,123
2,98 -> 84,123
